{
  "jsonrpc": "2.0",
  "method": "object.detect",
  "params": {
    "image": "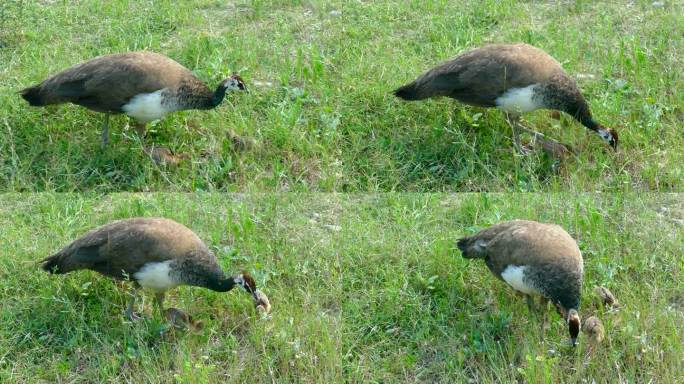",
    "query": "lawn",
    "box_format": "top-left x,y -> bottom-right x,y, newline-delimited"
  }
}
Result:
1,193 -> 682,382
1,1 -> 682,191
